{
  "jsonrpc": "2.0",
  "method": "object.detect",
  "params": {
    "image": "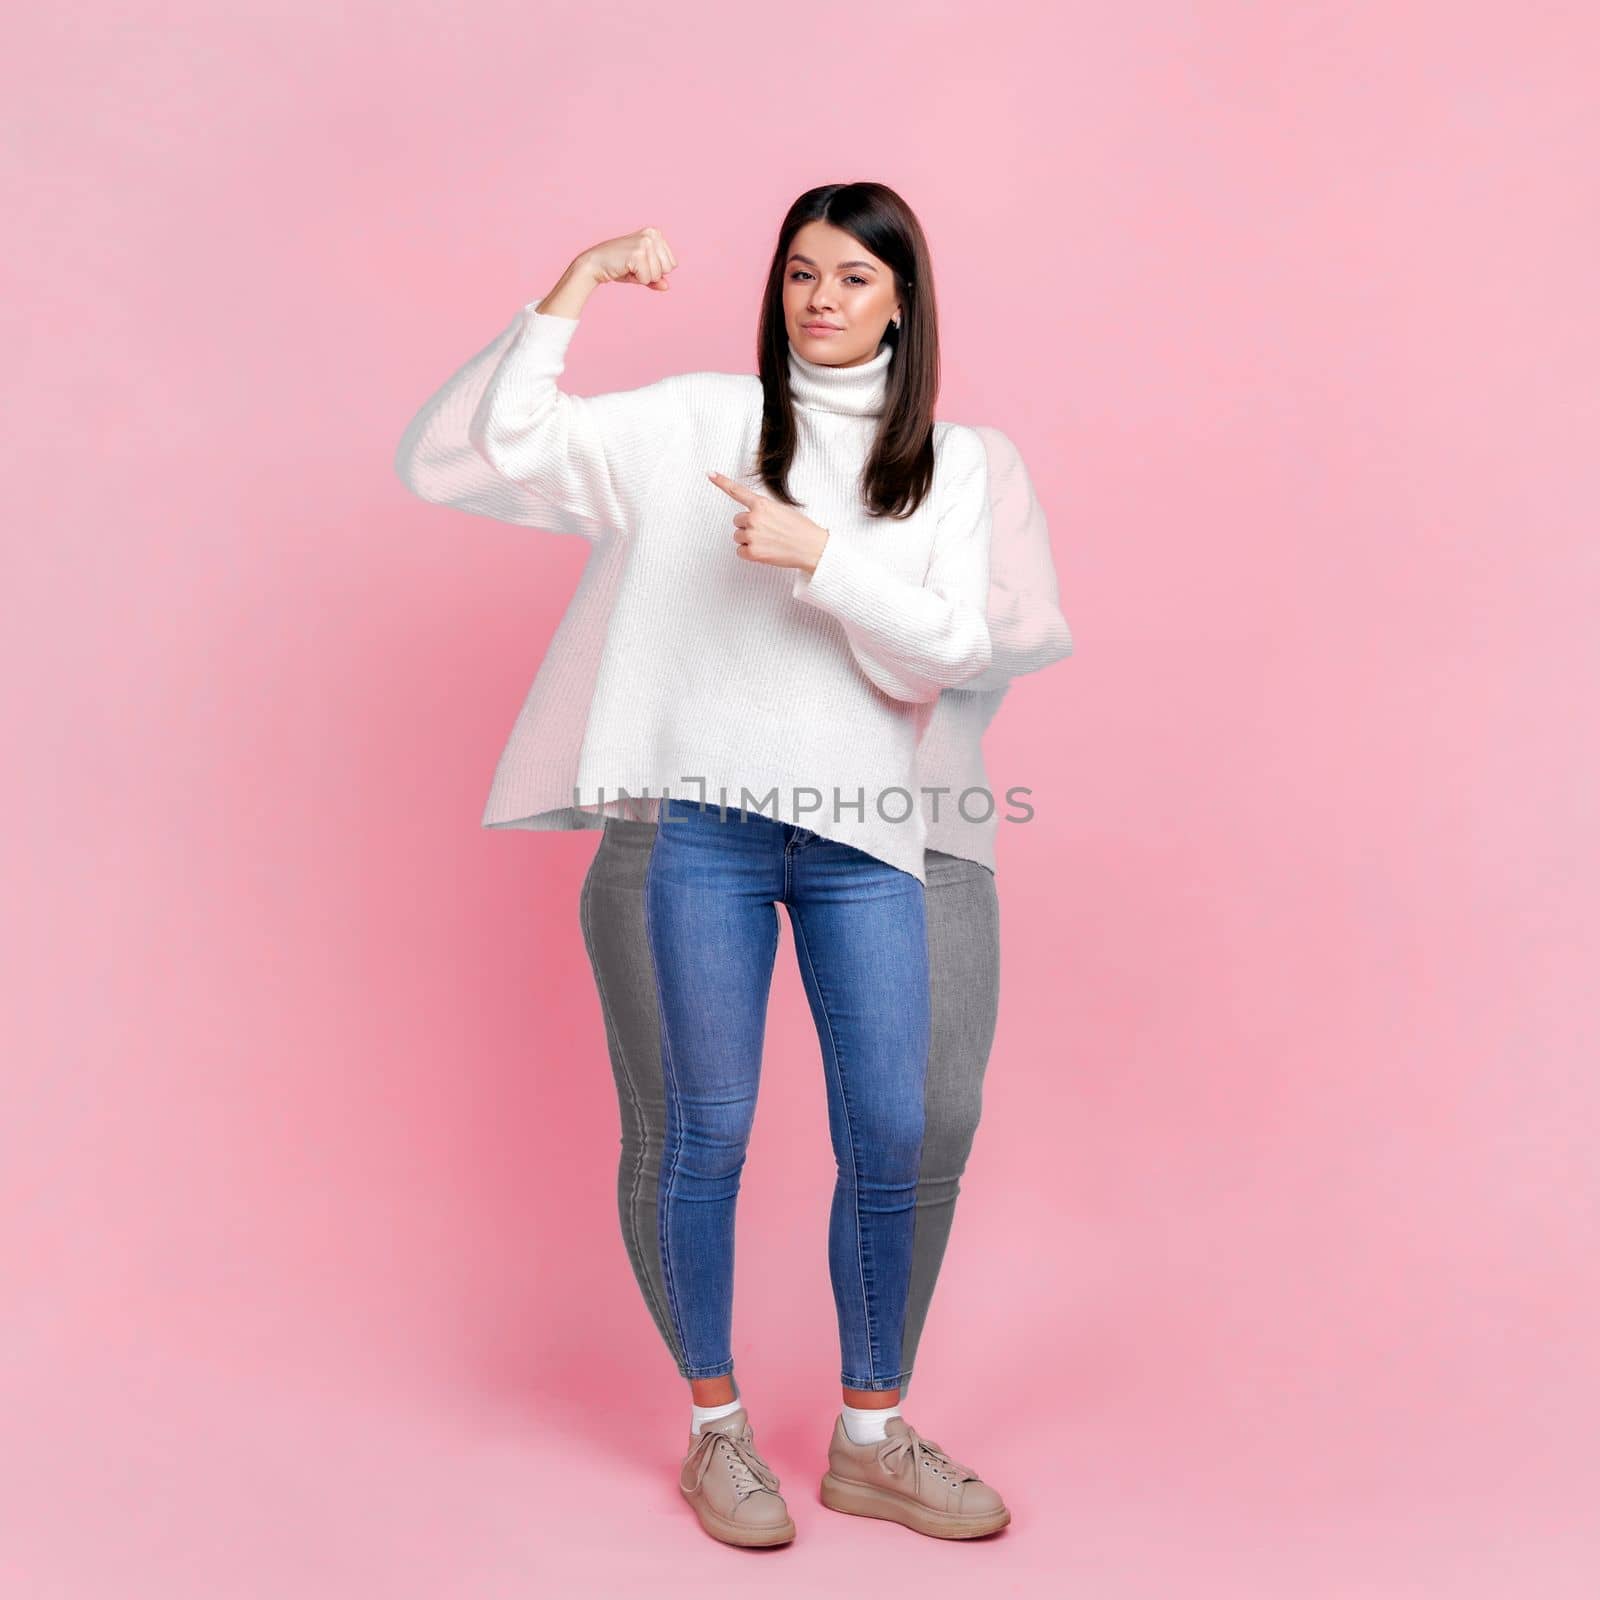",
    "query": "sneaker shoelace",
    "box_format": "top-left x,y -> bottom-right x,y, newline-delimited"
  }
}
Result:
681,1423 -> 781,1501
875,1423 -> 982,1497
